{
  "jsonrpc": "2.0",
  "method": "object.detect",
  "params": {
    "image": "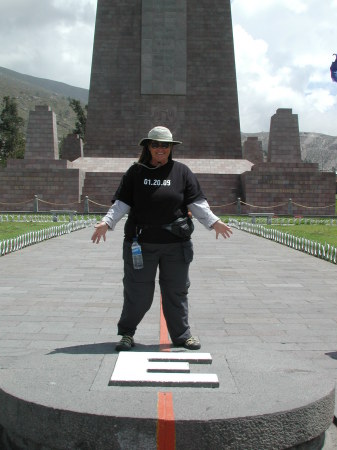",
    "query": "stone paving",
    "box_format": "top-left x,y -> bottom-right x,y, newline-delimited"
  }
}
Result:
0,220 -> 337,449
